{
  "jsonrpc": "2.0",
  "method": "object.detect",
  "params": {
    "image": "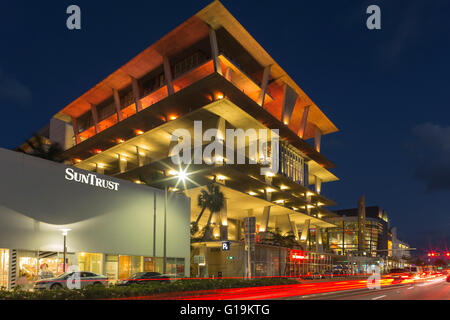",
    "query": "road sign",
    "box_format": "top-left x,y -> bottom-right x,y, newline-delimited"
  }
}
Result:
222,241 -> 230,251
